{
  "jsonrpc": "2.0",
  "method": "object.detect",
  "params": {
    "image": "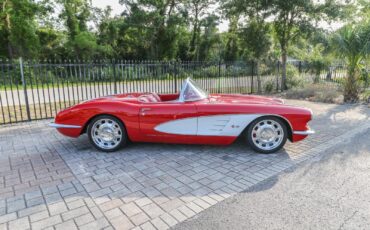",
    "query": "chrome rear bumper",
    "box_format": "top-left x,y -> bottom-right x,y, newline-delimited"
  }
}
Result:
49,123 -> 82,129
293,130 -> 315,135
